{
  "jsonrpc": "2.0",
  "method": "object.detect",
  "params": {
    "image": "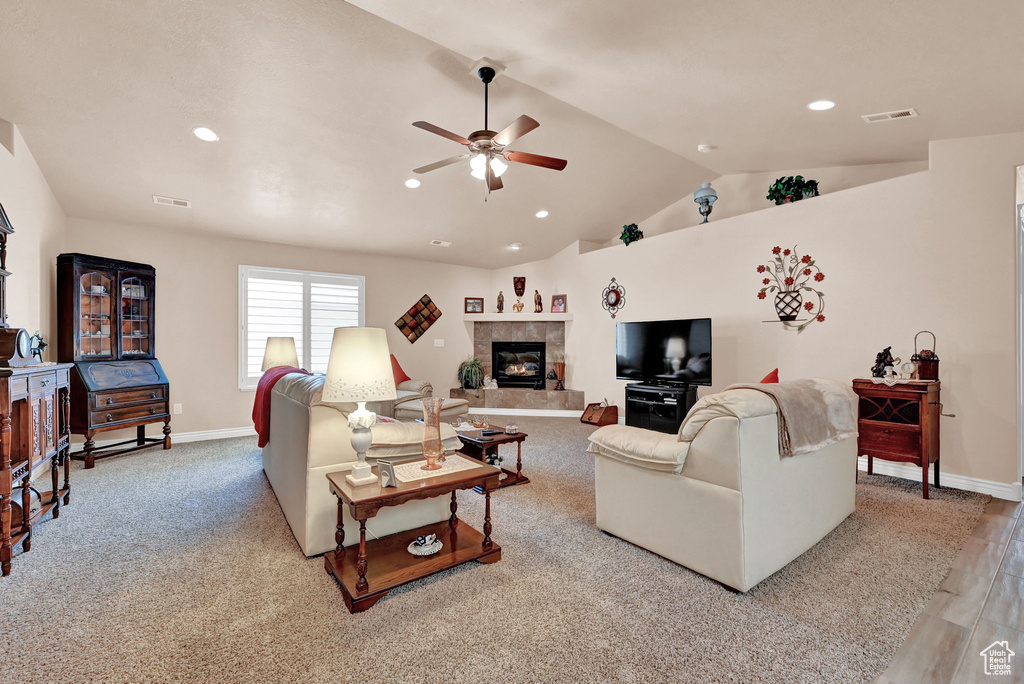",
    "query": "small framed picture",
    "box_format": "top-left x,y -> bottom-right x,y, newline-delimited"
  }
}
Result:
464,297 -> 484,314
551,294 -> 567,313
